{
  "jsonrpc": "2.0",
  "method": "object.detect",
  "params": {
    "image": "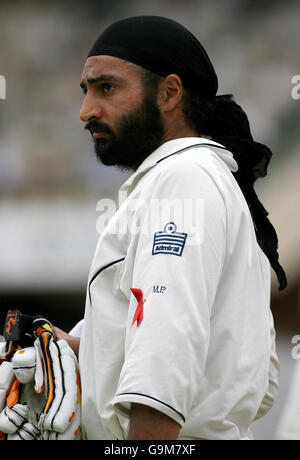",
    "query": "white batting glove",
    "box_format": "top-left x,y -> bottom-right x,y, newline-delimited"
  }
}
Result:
34,337 -> 82,439
0,404 -> 42,440
0,373 -> 42,440
0,338 -> 82,439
